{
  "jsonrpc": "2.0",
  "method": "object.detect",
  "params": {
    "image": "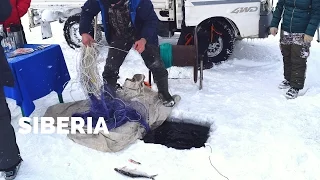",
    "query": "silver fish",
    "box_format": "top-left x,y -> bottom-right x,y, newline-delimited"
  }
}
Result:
114,166 -> 157,179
